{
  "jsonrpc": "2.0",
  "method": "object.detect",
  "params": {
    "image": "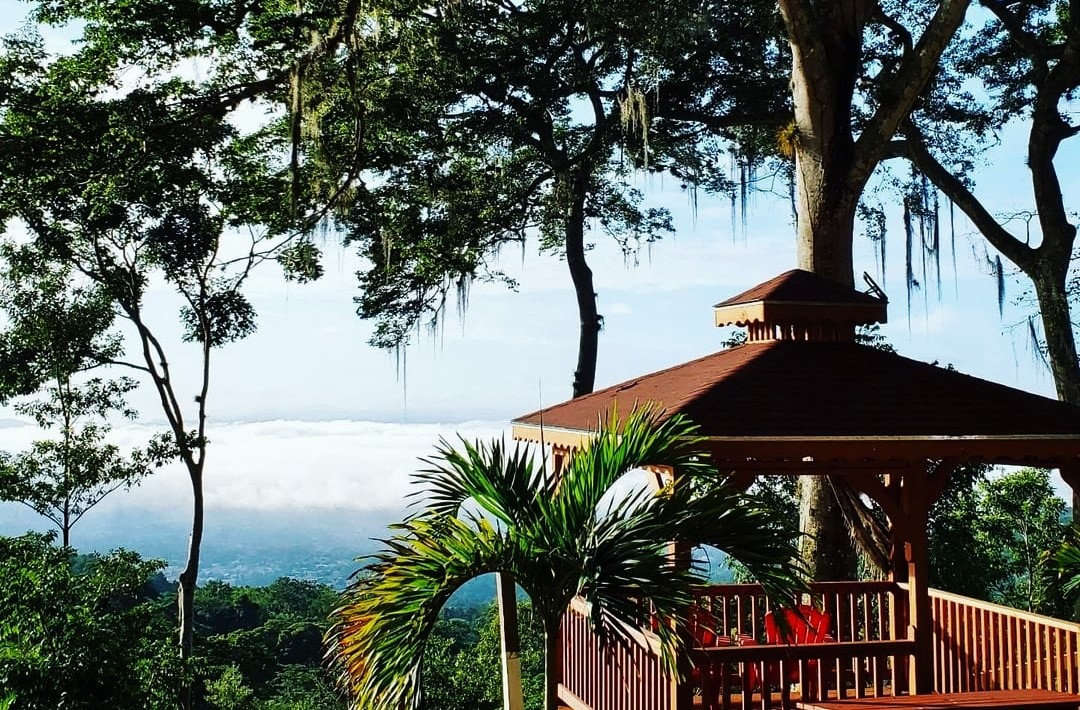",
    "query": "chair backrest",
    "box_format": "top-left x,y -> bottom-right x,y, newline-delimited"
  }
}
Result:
764,605 -> 831,645
689,605 -> 718,646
